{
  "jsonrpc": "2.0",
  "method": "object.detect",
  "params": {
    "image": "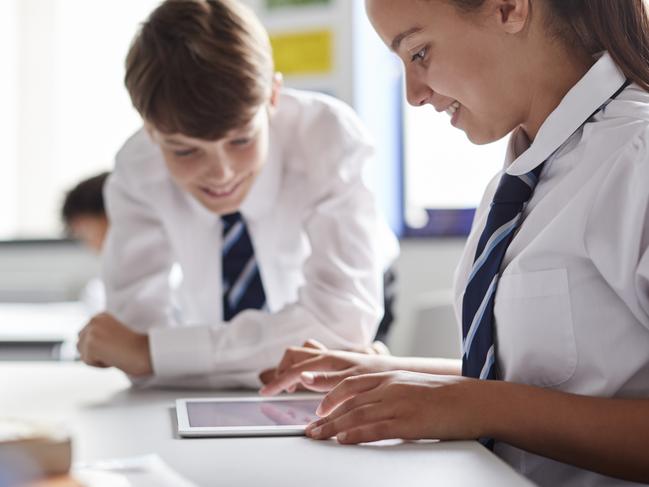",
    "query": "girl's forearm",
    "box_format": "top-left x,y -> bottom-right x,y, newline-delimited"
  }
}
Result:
484,381 -> 649,483
389,356 -> 462,375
